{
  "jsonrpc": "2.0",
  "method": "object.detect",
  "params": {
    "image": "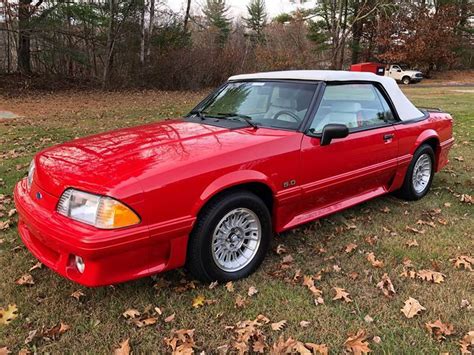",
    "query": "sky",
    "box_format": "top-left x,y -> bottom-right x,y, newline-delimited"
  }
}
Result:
165,0 -> 317,18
